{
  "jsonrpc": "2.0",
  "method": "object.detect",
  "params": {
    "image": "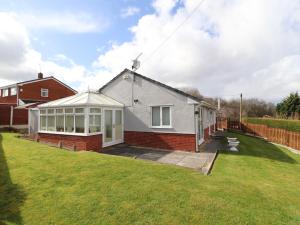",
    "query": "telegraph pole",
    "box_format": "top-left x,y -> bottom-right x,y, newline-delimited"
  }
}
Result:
240,93 -> 243,129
